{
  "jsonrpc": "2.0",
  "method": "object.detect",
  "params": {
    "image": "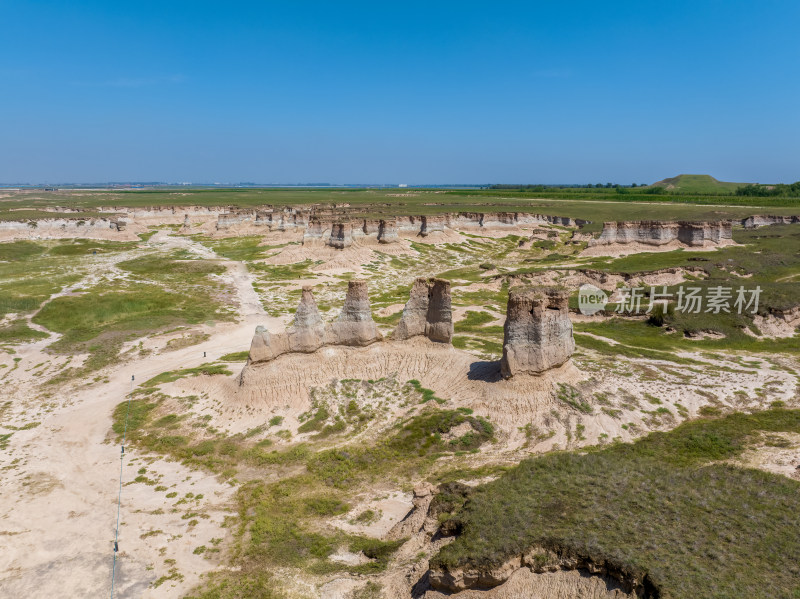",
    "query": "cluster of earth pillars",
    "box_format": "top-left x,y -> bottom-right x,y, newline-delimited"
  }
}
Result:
0,199 -> 797,598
